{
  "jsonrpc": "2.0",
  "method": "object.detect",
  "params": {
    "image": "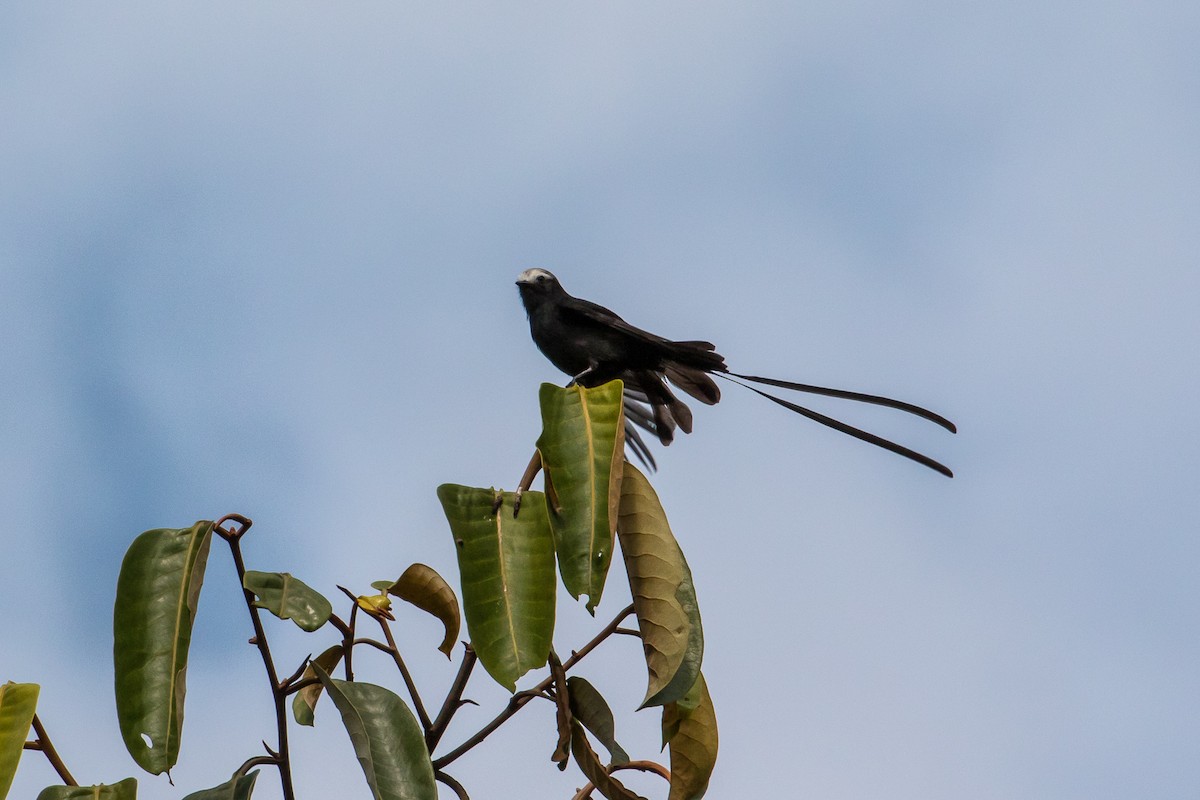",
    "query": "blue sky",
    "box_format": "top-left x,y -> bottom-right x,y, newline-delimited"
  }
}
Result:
2,3 -> 1197,799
